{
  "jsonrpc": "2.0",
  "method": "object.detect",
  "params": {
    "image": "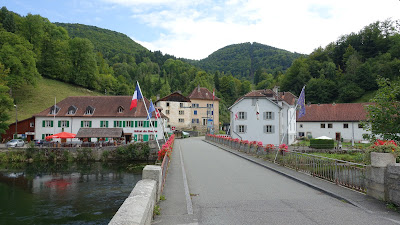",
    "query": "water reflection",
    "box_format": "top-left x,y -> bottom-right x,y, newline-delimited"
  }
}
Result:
0,162 -> 143,225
